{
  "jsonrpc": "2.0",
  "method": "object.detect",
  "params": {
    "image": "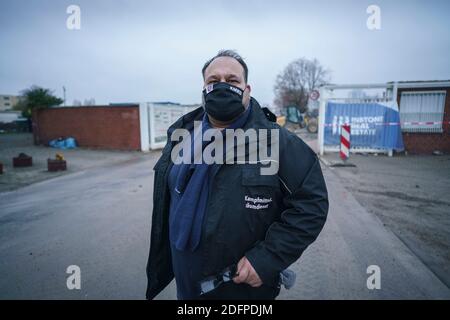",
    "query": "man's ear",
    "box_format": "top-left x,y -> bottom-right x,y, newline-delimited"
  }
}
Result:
243,84 -> 251,108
